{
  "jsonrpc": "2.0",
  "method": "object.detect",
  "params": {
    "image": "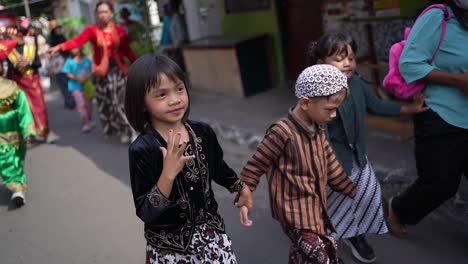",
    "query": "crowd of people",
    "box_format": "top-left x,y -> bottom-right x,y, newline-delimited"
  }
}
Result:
125,0 -> 466,263
0,0 -> 466,263
0,1 -> 138,206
